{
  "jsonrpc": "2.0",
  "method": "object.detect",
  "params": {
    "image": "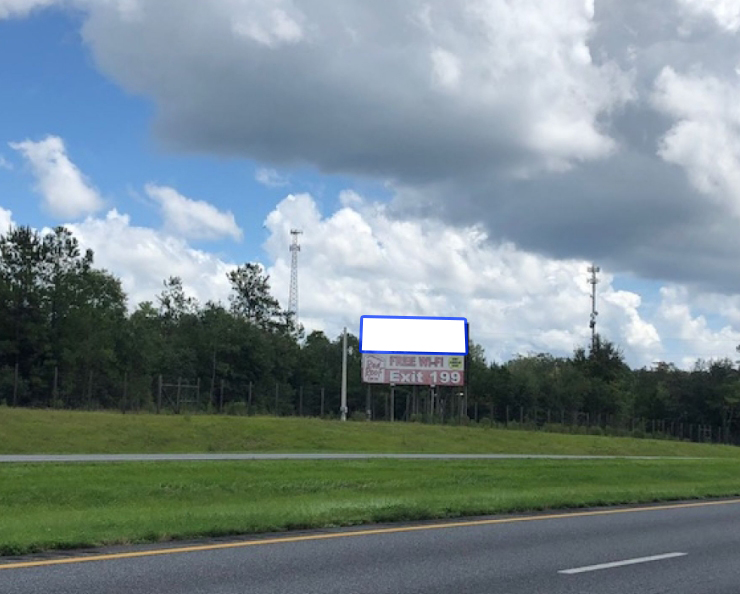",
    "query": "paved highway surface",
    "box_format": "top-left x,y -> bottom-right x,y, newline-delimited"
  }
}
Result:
0,453 -> 706,463
2,499 -> 739,593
